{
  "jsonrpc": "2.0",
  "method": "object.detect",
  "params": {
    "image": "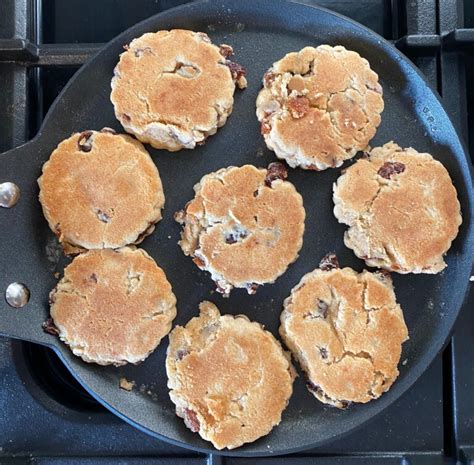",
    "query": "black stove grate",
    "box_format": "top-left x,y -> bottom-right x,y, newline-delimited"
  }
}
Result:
0,1 -> 473,464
